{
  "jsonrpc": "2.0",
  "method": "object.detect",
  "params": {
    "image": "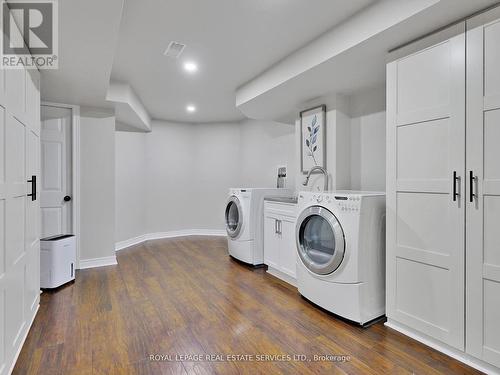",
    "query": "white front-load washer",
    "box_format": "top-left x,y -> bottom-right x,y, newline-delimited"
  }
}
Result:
295,190 -> 386,325
225,188 -> 292,265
